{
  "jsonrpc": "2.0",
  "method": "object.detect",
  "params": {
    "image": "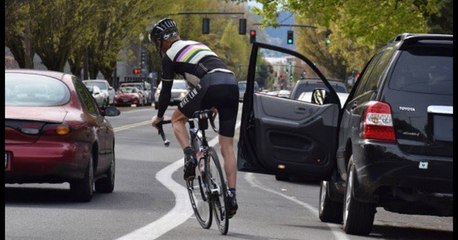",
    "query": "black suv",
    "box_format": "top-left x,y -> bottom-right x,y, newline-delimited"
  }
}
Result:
237,33 -> 453,236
